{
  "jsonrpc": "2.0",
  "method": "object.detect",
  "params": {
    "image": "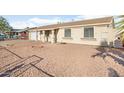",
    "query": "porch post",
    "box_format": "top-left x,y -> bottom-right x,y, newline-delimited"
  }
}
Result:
51,30 -> 55,44
42,31 -> 45,42
36,31 -> 38,41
